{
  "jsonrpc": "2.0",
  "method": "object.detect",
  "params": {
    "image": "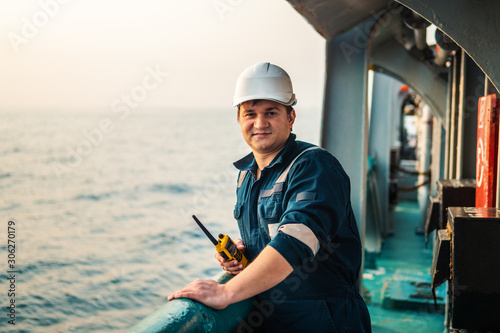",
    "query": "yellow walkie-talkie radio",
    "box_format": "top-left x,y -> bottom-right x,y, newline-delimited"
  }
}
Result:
192,215 -> 248,269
